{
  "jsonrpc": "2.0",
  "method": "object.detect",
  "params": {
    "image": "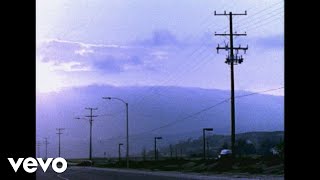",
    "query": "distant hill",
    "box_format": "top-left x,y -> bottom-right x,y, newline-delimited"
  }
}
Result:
36,85 -> 283,158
